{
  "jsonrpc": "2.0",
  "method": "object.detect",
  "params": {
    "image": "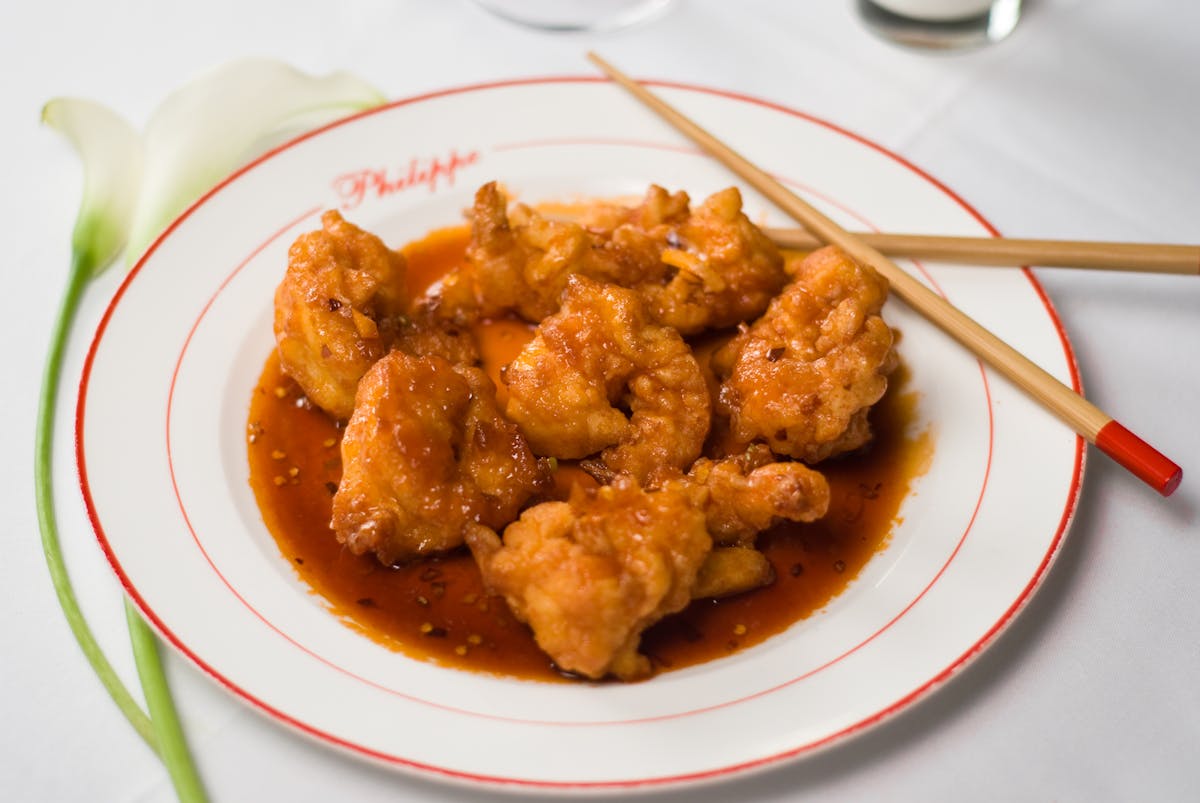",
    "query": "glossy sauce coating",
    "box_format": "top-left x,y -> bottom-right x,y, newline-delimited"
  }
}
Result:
247,225 -> 930,681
